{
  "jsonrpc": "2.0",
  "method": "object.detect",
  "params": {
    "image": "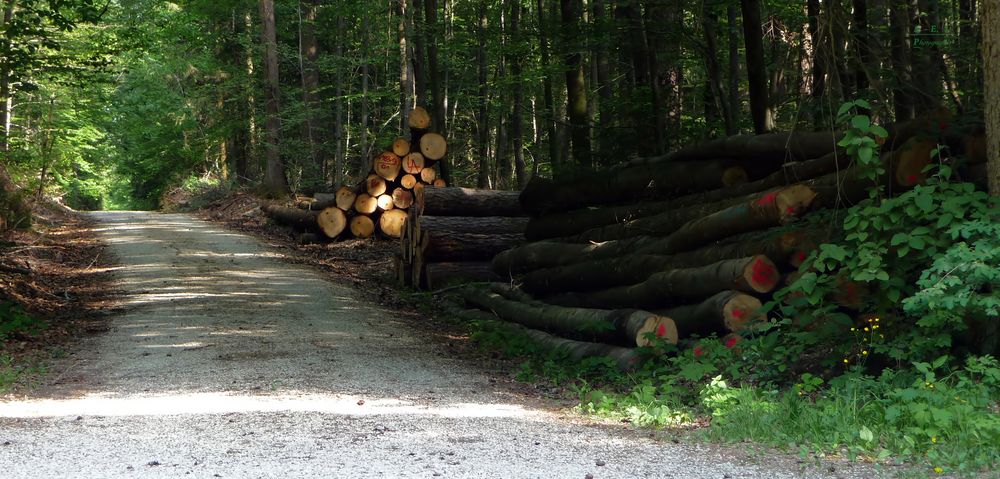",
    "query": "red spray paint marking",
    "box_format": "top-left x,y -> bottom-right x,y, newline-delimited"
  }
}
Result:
786,206 -> 798,215
794,251 -> 809,265
906,174 -> 919,185
656,324 -> 667,337
757,192 -> 778,207
693,346 -> 704,357
725,336 -> 740,349
751,258 -> 778,286
731,308 -> 745,319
